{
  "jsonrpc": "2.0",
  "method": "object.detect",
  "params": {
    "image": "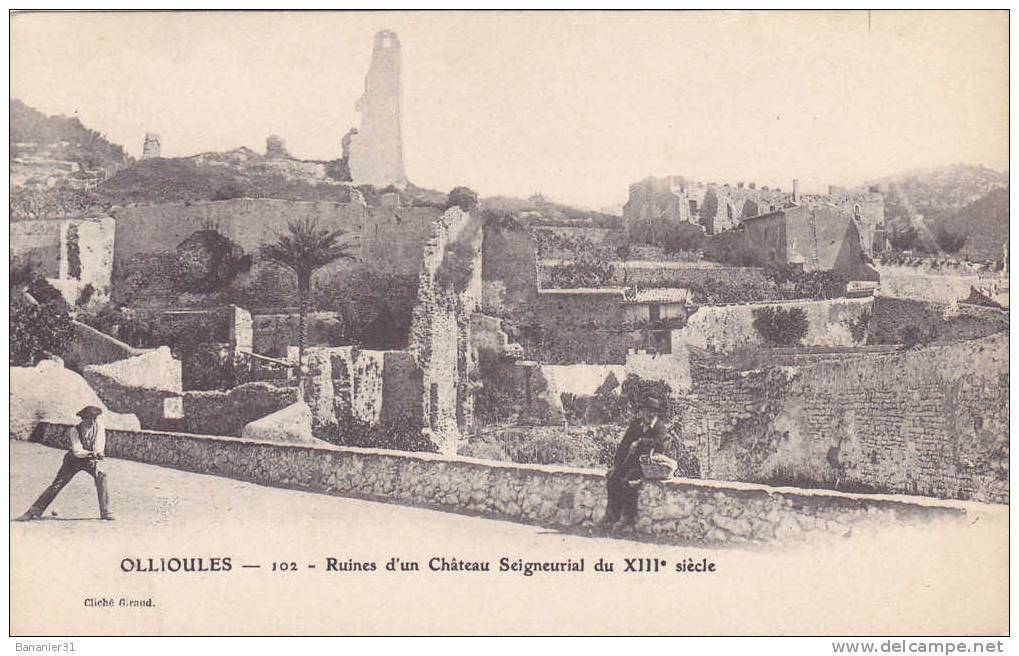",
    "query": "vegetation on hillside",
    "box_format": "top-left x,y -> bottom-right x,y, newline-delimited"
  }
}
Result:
483,193 -> 621,228
10,99 -> 129,170
10,261 -> 74,366
97,157 -> 358,205
868,164 -> 1008,261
